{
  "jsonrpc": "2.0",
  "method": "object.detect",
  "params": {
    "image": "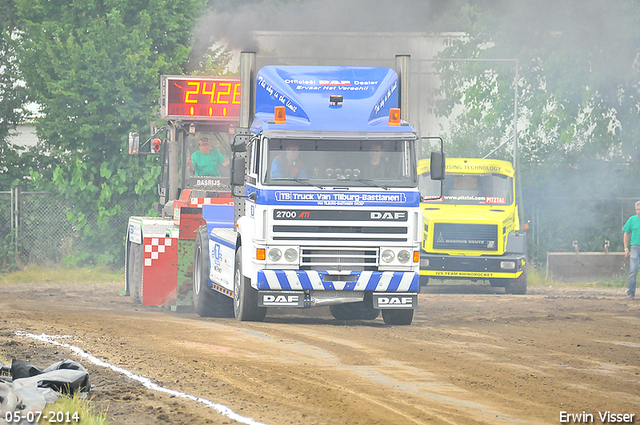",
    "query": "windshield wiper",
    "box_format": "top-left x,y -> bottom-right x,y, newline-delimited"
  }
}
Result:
354,178 -> 390,190
292,178 -> 325,189
272,178 -> 325,189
